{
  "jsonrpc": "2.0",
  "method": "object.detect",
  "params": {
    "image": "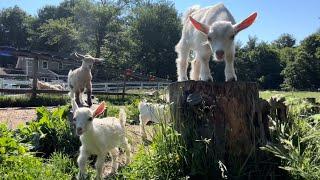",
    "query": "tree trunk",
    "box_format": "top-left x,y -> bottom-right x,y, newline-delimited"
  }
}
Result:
169,81 -> 266,175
